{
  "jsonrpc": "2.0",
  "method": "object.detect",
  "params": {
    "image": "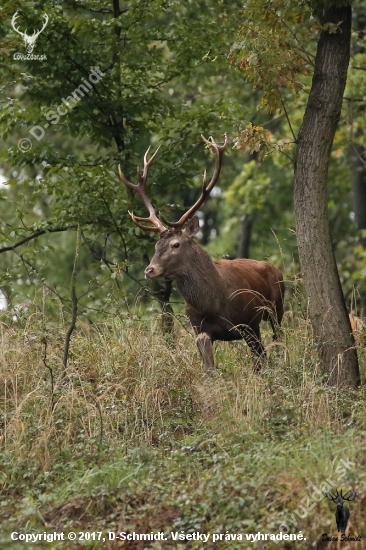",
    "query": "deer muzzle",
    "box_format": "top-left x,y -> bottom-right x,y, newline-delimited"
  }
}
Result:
145,264 -> 164,279
145,259 -> 165,279
145,266 -> 155,279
